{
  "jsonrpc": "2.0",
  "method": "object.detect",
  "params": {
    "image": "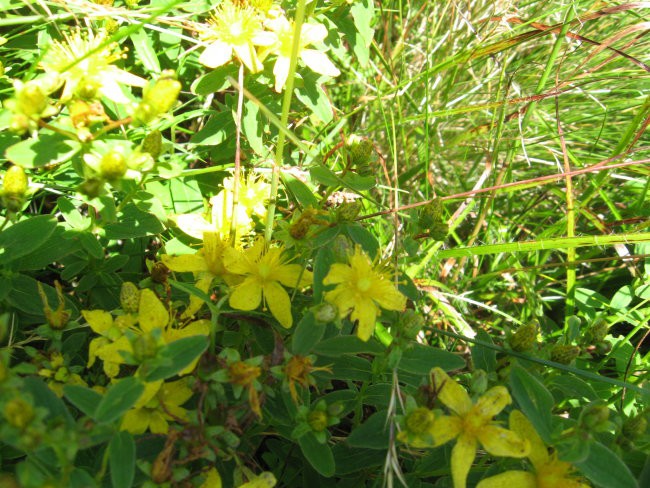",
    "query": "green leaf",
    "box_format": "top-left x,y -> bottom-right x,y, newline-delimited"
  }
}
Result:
295,72 -> 334,124
345,223 -> 379,258
23,377 -> 74,427
103,204 -> 164,239
5,132 -> 81,168
313,335 -> 385,357
346,410 -> 390,449
317,355 -> 371,381
190,111 -> 235,145
576,440 -> 638,488
94,377 -> 144,424
397,343 -> 465,375
298,432 -> 335,477
130,28 -> 160,73
509,365 -> 553,442
191,64 -> 237,95
242,99 -> 265,156
472,329 -> 497,372
0,215 -> 57,266
63,385 -> 102,417
109,431 -> 136,488
57,196 -> 89,230
144,336 -> 208,382
332,444 -> 385,475
282,171 -> 319,208
291,312 -> 326,355
313,245 -> 335,302
9,225 -> 81,271
7,274 -> 79,319
548,374 -> 598,401
70,469 -> 97,488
